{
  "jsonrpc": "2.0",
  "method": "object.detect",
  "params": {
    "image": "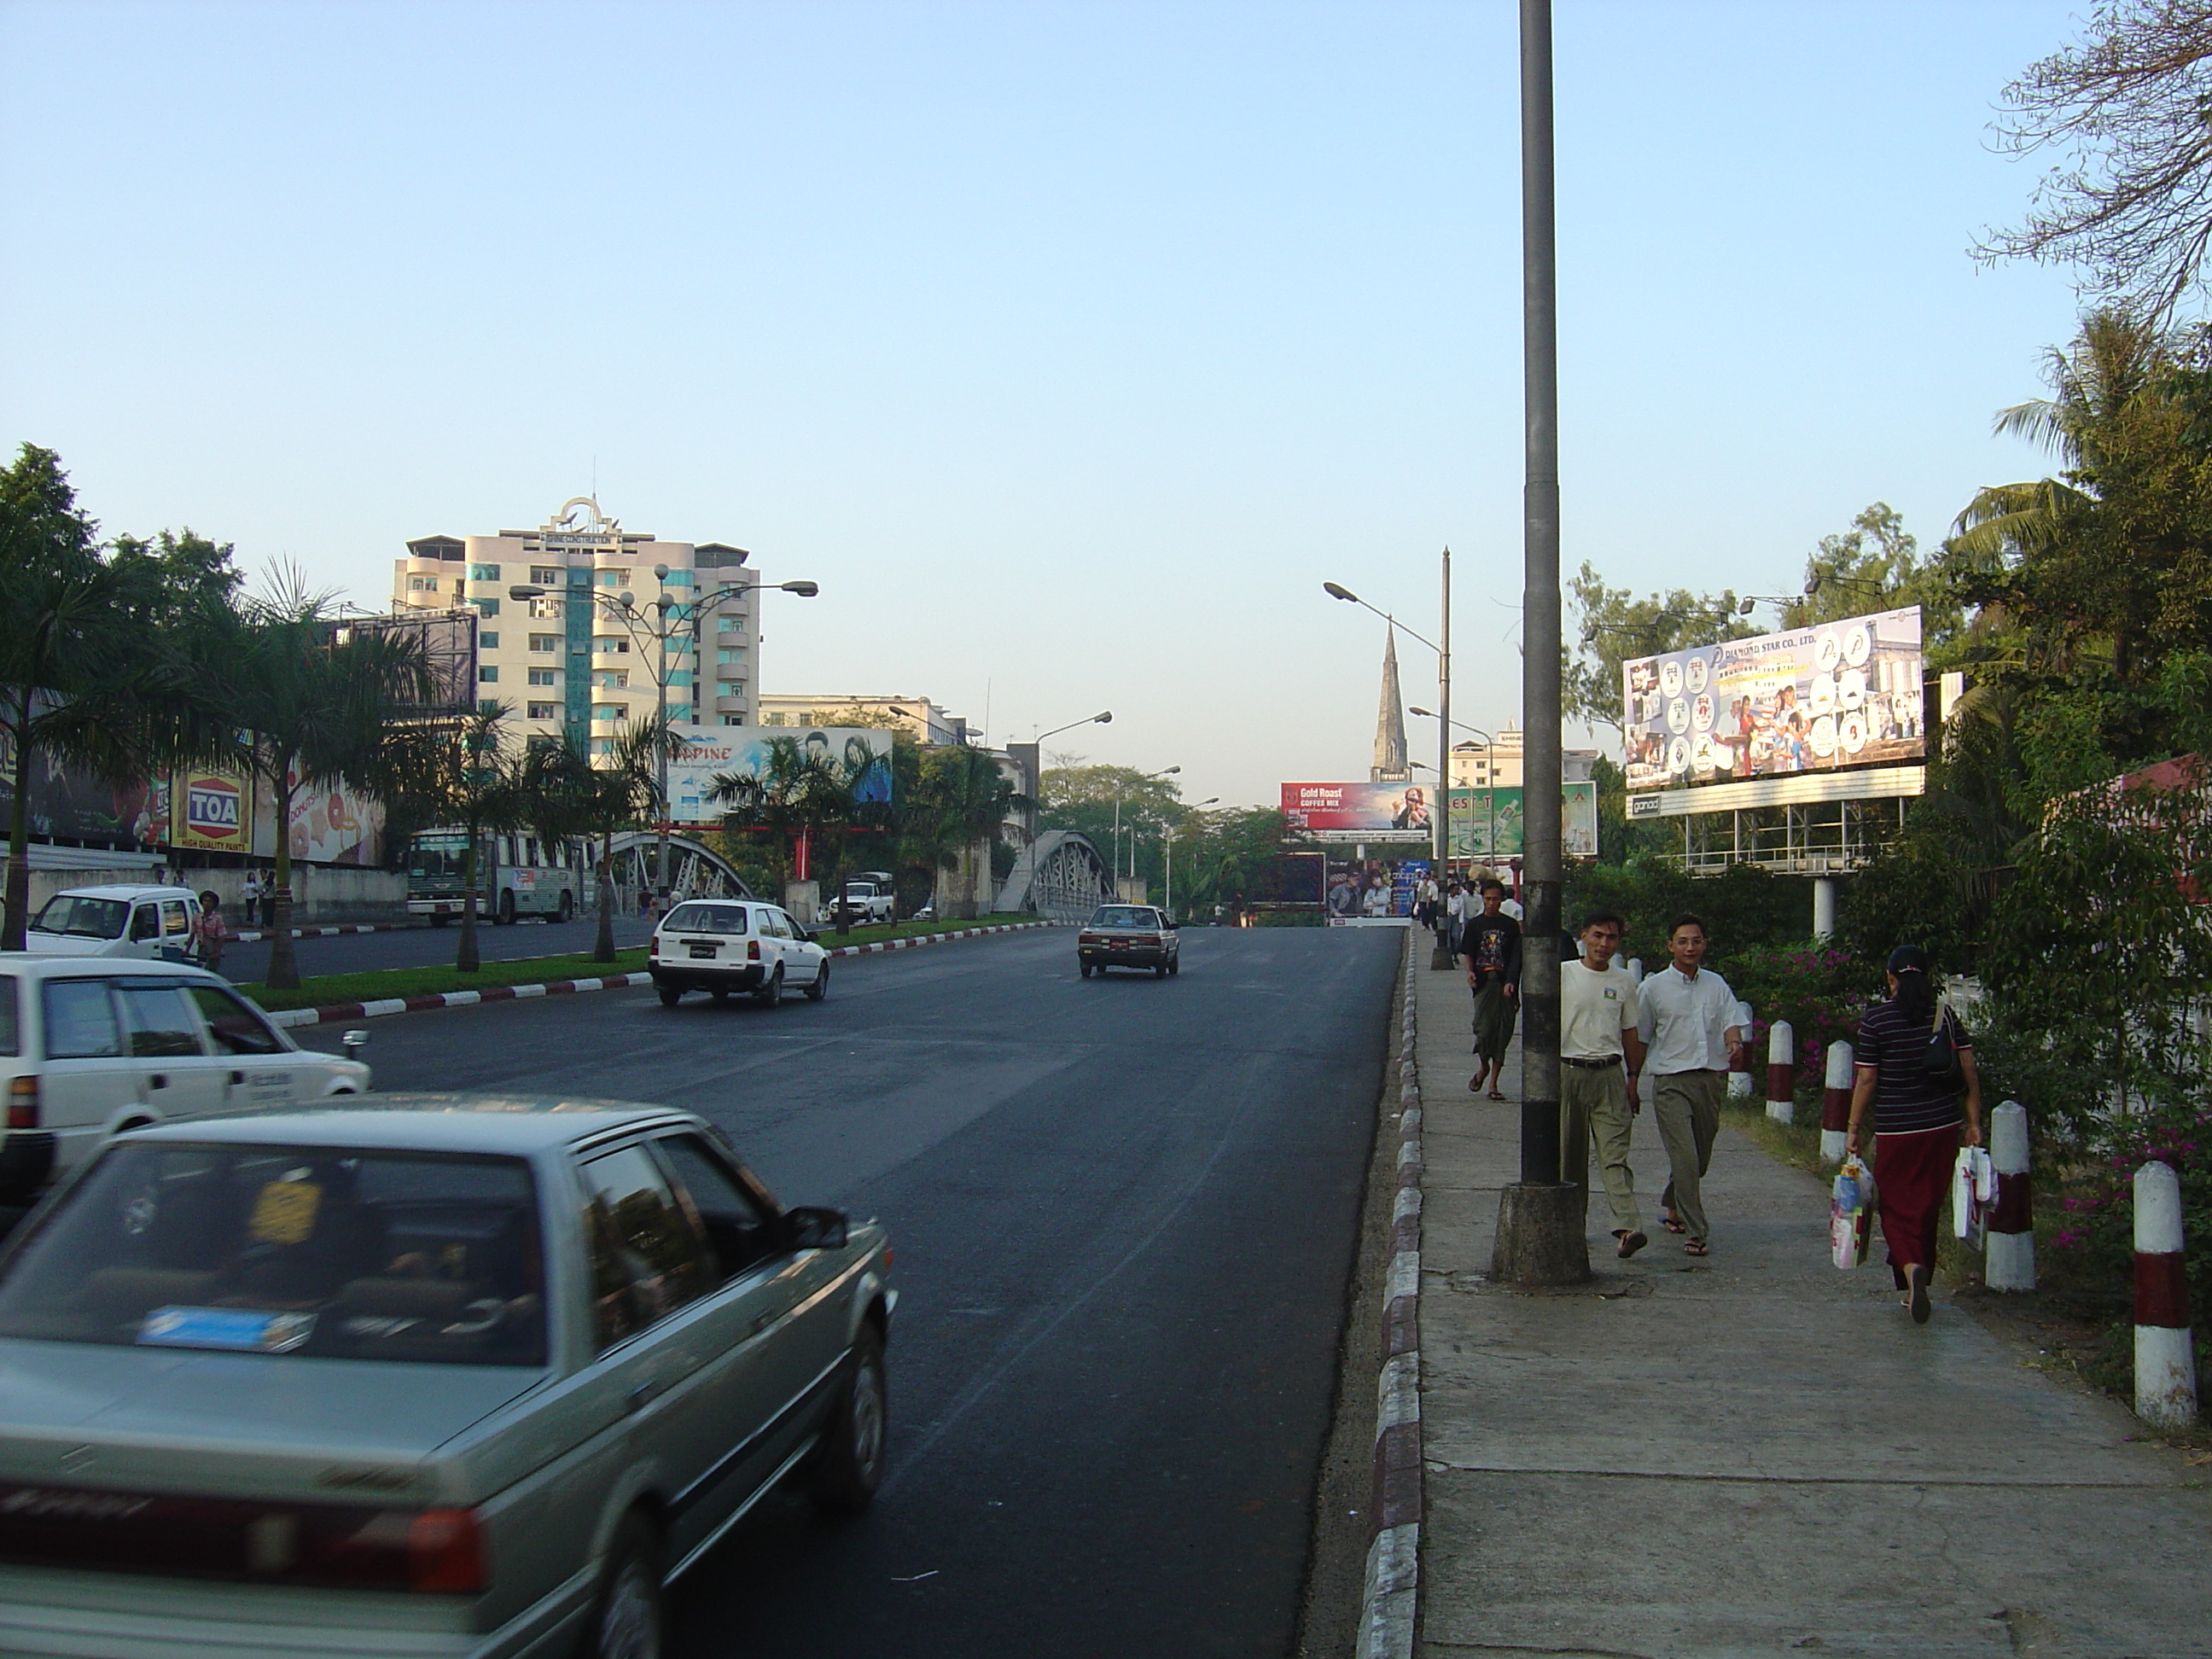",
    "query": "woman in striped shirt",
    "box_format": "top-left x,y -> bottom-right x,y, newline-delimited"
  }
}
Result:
1844,944 -> 1983,1324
